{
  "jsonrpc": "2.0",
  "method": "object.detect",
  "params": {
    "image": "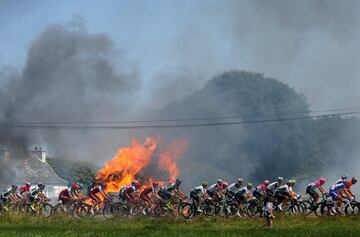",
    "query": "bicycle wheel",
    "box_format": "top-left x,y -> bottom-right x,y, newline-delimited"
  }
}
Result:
74,203 -> 91,218
352,203 -> 360,215
180,203 -> 194,219
53,203 -> 66,216
102,203 -> 114,218
321,203 -> 334,217
245,203 -> 262,219
203,203 -> 216,216
8,203 -> 20,213
40,204 -> 53,218
286,203 -> 304,215
111,202 -> 129,217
